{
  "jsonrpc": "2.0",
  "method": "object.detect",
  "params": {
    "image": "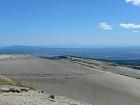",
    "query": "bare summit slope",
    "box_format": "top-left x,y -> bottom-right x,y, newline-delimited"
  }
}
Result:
0,56 -> 140,105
